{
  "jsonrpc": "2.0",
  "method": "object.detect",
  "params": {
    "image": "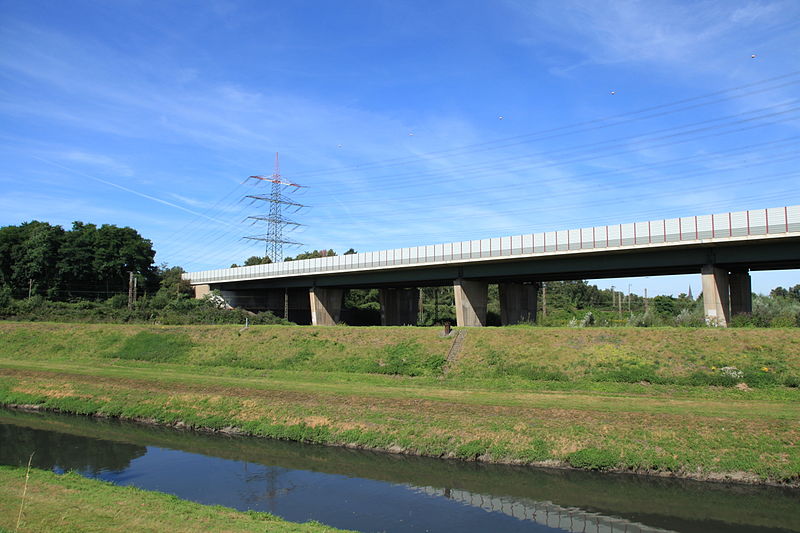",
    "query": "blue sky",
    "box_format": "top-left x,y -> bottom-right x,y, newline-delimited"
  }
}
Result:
1,0 -> 799,296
